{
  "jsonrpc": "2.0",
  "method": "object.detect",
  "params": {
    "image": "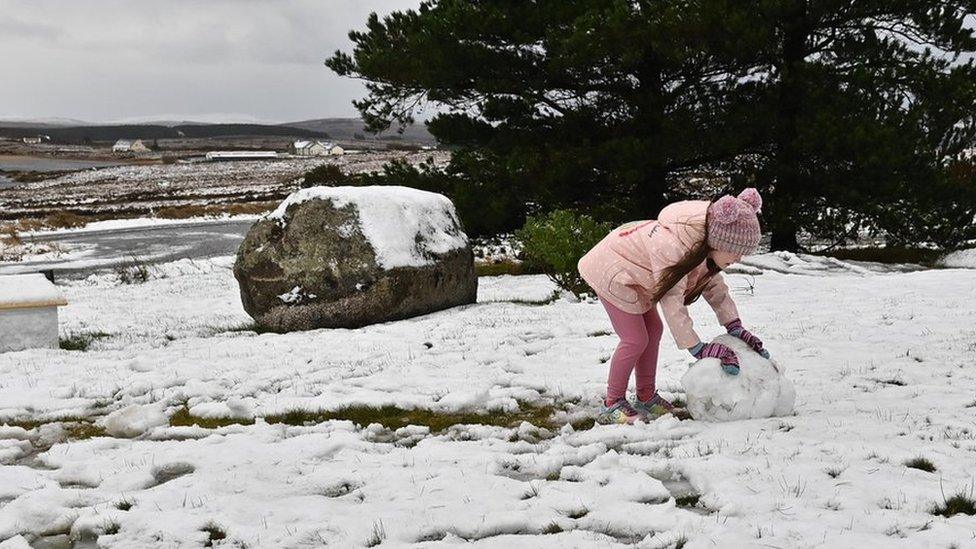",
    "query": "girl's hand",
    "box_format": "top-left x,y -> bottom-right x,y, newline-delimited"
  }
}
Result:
689,341 -> 740,375
725,319 -> 770,359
